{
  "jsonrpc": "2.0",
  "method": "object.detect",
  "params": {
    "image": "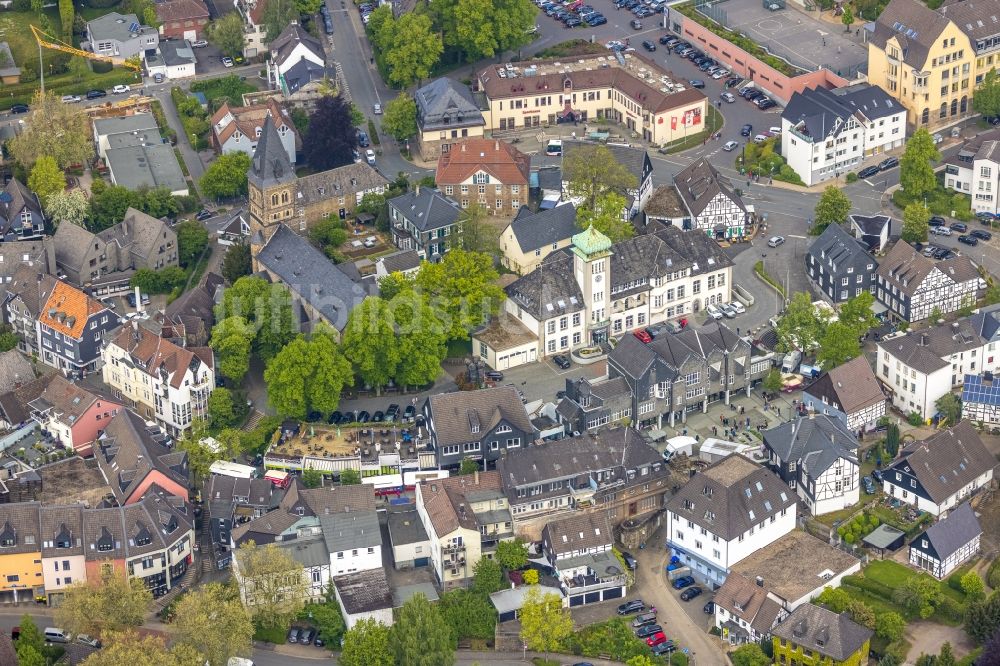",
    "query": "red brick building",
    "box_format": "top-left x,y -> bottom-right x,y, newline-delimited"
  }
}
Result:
155,0 -> 210,41
435,139 -> 530,218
